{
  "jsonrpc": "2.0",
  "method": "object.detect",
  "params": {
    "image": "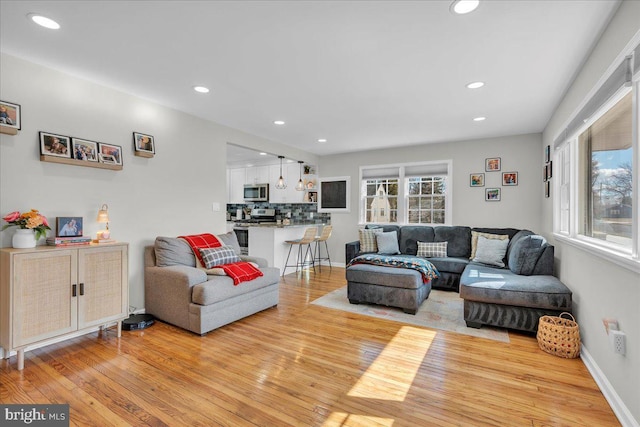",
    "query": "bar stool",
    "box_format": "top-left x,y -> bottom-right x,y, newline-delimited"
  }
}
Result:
314,225 -> 332,270
282,227 -> 318,276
